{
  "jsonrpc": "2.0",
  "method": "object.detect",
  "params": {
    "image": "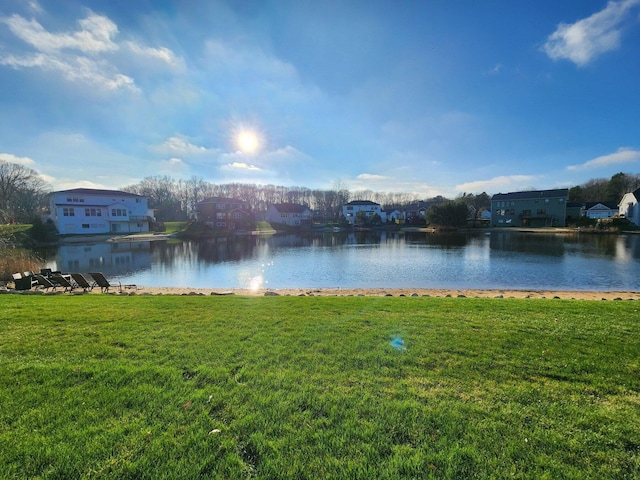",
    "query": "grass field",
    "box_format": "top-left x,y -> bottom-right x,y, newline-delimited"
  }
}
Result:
0,295 -> 638,479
